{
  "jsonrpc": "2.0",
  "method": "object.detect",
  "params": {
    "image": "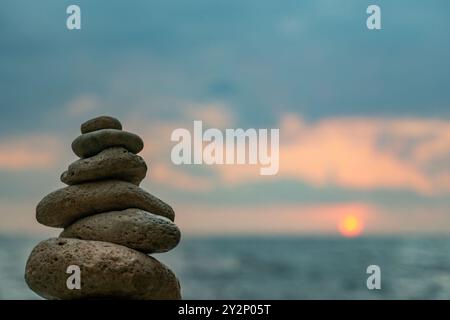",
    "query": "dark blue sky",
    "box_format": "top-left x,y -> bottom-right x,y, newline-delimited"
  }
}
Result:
1,1 -> 450,234
1,0 -> 450,135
